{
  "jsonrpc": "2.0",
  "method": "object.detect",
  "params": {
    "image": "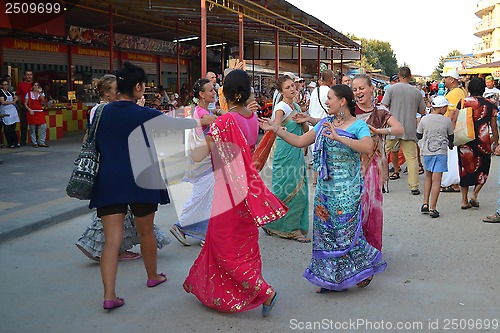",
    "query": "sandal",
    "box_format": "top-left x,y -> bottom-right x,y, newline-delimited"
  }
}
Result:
419,164 -> 424,175
429,210 -> 440,218
118,251 -> 142,261
420,204 -> 430,214
262,228 -> 273,236
357,276 -> 373,288
389,172 -> 400,180
316,287 -> 347,294
292,236 -> 311,243
461,203 -> 473,210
